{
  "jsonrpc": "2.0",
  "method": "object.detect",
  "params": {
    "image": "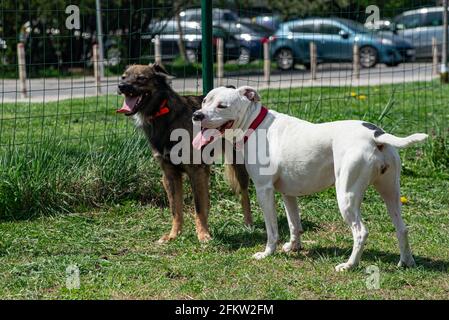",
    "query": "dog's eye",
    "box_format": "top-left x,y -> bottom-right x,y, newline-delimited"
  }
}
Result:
137,75 -> 148,81
217,104 -> 227,109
